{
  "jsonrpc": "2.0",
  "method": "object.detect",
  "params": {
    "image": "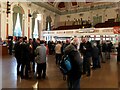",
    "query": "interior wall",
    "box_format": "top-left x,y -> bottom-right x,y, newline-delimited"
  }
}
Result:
0,2 -> 118,40
0,2 -> 56,40
59,7 -> 117,26
0,13 -> 1,37
1,2 -> 6,40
